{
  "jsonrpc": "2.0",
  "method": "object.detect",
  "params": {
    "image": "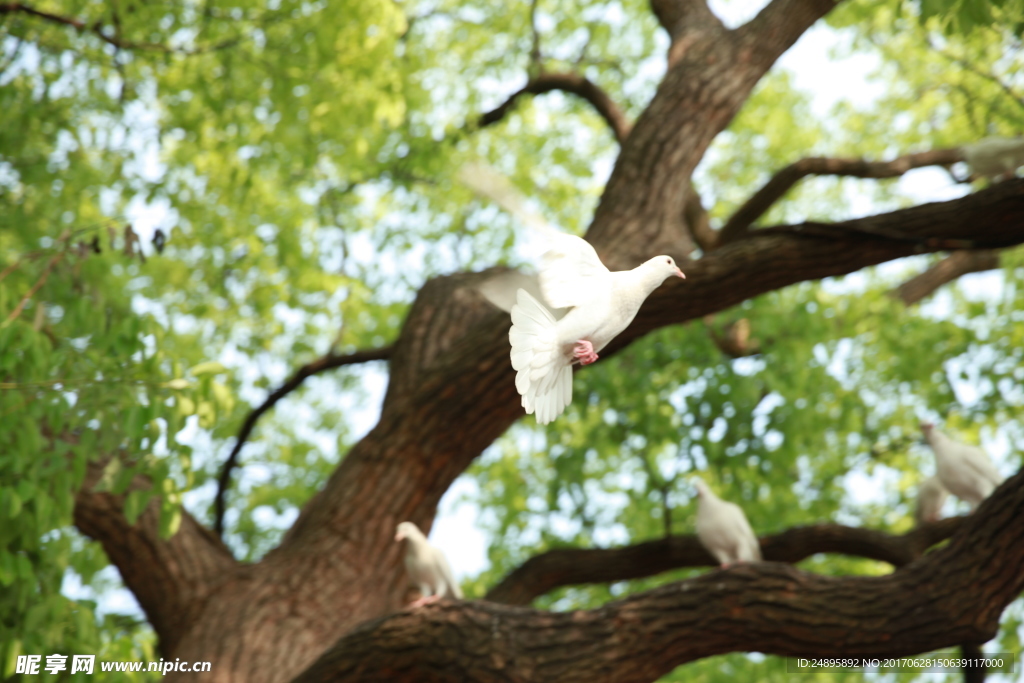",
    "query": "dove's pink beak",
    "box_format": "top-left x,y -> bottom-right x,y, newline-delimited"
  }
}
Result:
675,267 -> 686,279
